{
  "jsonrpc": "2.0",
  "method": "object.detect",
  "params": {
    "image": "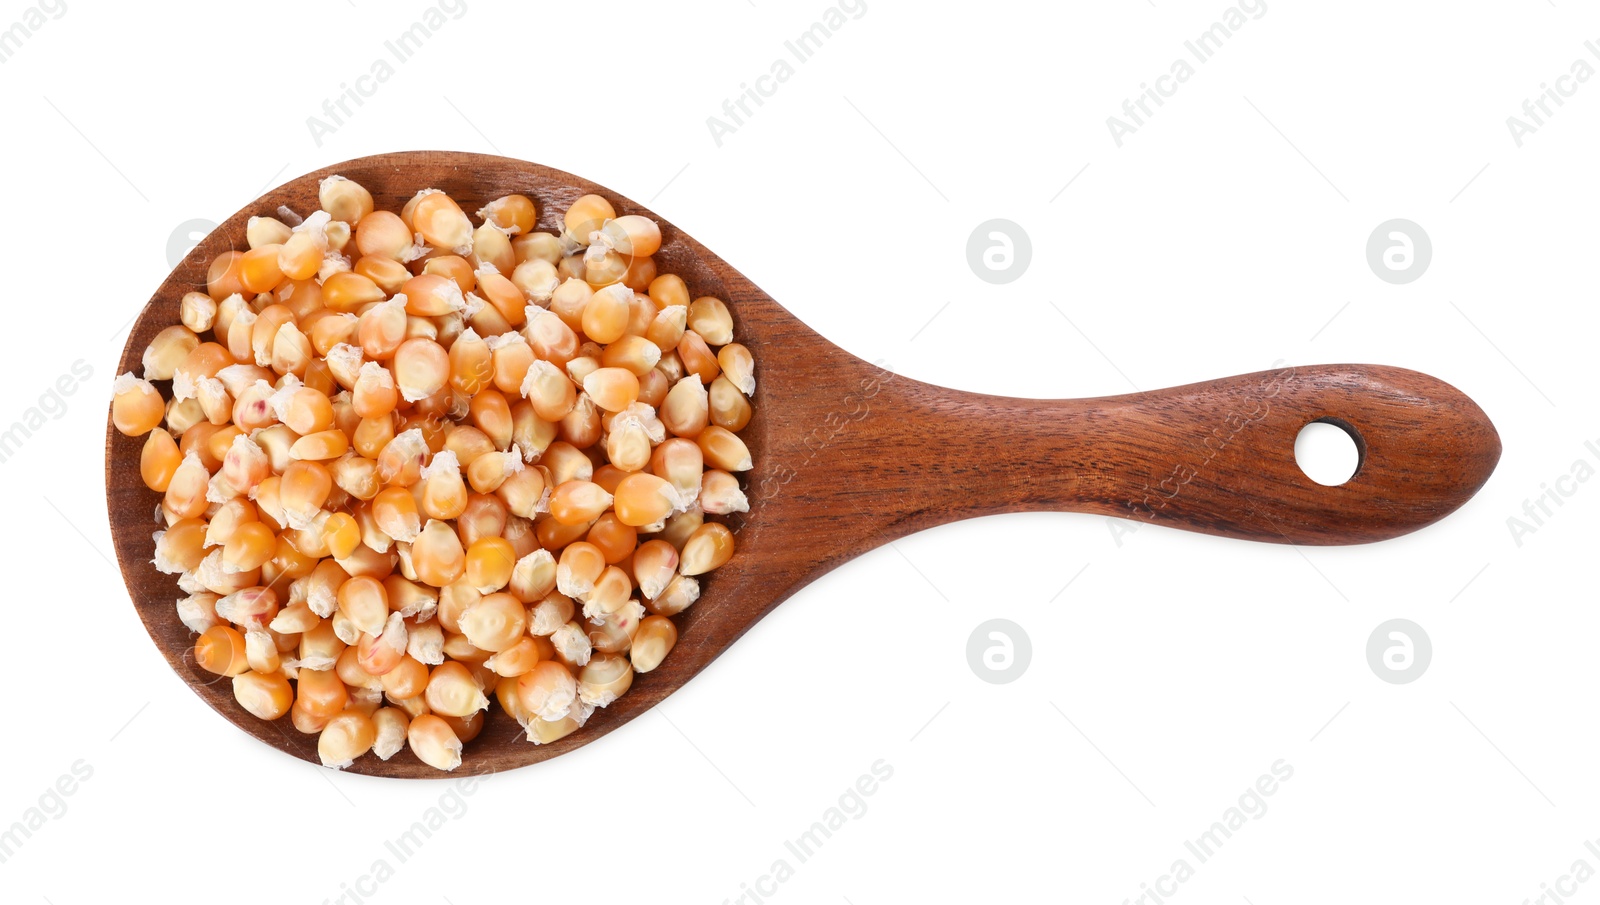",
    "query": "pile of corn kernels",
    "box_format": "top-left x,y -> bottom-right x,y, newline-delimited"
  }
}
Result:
112,177 -> 755,770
